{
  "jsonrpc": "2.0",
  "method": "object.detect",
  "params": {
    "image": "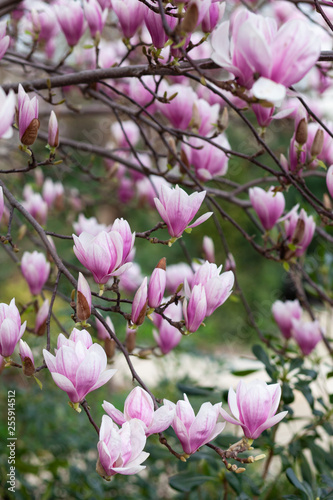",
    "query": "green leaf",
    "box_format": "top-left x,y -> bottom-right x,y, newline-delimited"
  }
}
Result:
286,468 -> 308,494
176,383 -> 216,397
169,473 -> 214,493
231,369 -> 259,377
252,344 -> 274,378
282,382 -> 295,405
